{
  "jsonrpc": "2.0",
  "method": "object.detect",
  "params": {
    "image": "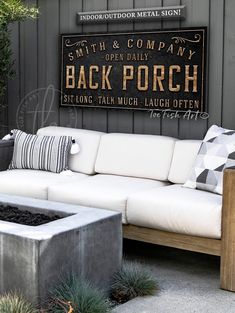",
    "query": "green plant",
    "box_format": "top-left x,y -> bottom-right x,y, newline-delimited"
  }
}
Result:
0,292 -> 38,313
48,275 -> 111,313
0,24 -> 12,98
111,261 -> 158,304
0,0 -> 38,97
